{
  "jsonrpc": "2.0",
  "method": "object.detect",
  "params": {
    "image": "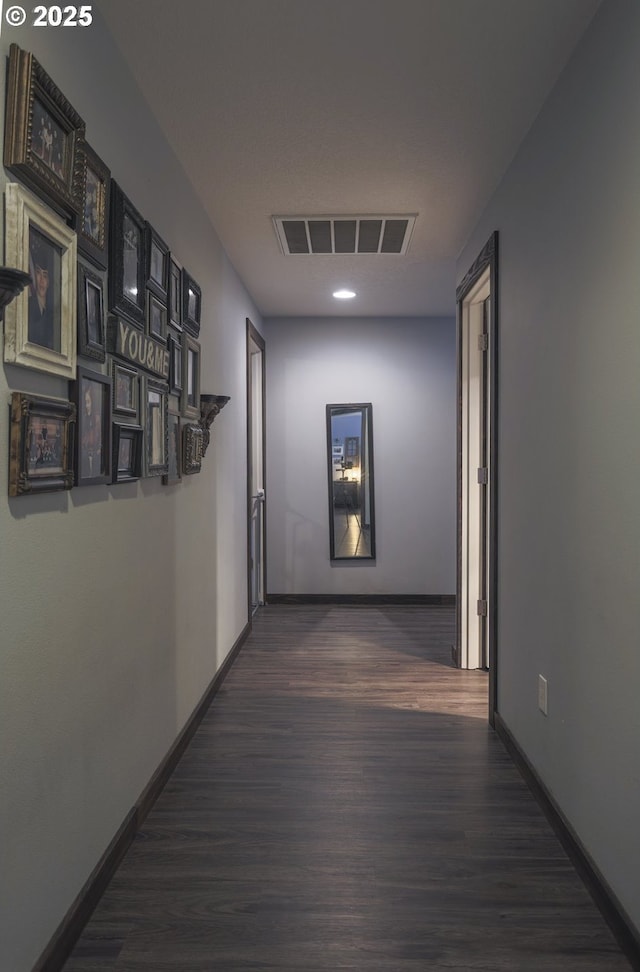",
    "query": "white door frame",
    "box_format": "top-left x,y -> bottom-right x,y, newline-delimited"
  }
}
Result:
460,272 -> 490,671
456,232 -> 499,723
